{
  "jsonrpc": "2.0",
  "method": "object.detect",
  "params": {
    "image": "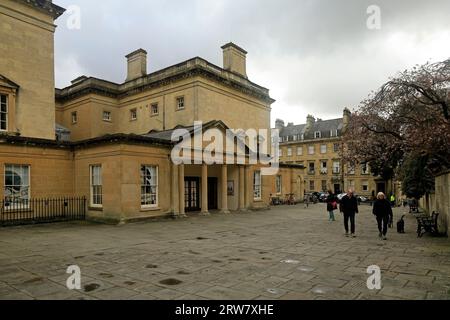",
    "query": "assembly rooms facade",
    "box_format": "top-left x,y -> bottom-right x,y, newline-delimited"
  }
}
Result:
0,0 -> 303,223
